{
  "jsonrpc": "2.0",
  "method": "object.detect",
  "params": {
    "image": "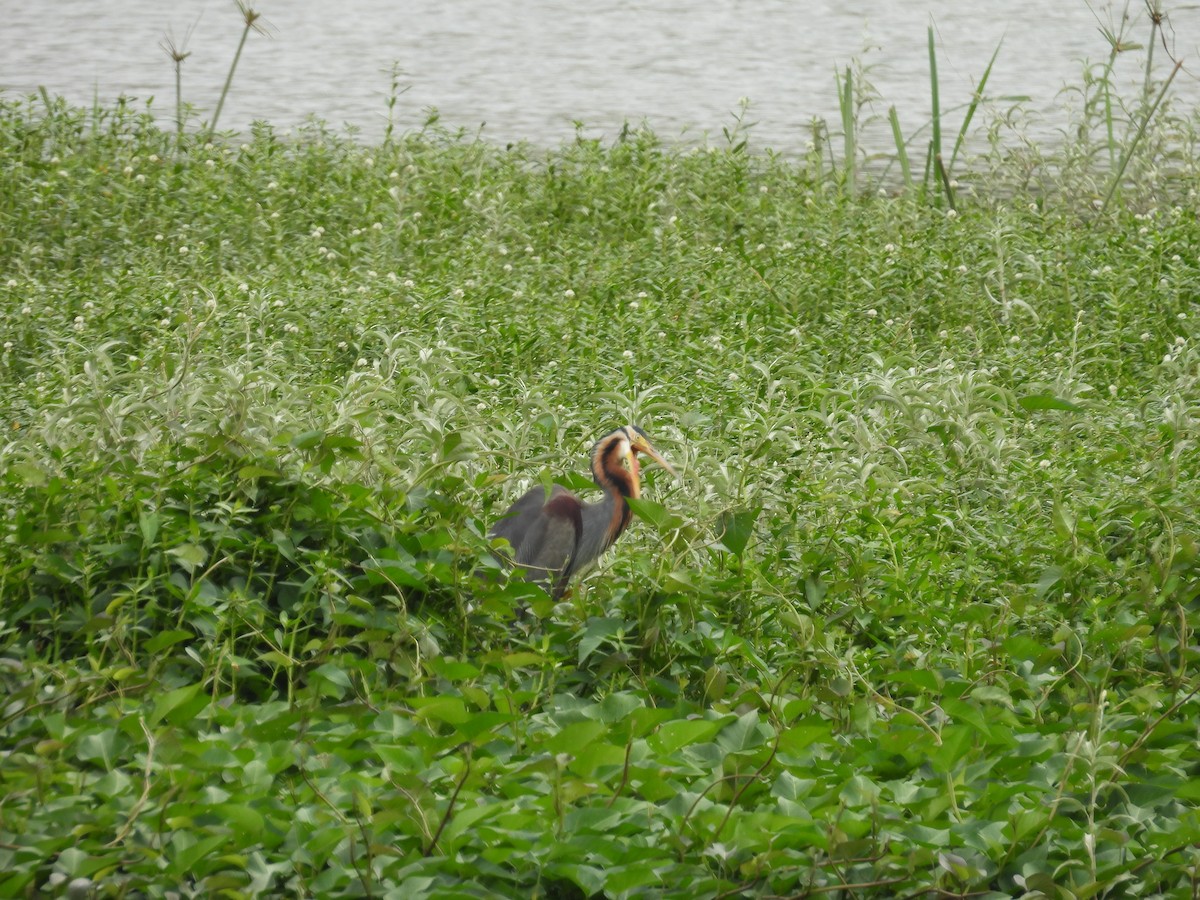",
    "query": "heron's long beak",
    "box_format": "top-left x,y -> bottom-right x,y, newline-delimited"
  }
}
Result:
629,432 -> 678,479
